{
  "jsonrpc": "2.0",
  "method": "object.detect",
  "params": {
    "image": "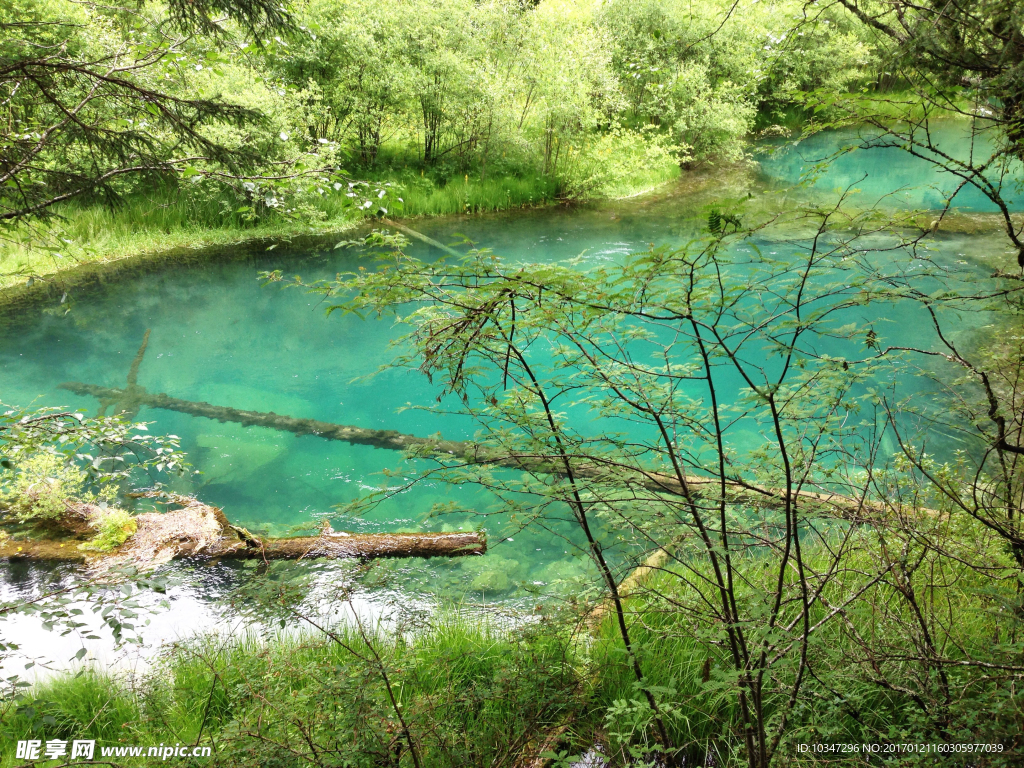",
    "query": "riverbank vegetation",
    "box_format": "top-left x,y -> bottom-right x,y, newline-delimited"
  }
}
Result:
1,0 -> 878,289
4,509 -> 1022,767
